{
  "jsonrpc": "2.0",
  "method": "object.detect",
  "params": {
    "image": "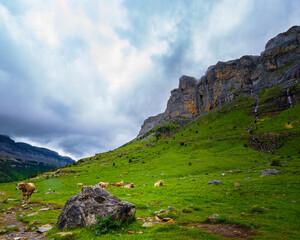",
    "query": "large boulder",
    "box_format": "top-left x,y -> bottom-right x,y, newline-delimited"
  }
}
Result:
56,185 -> 136,229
